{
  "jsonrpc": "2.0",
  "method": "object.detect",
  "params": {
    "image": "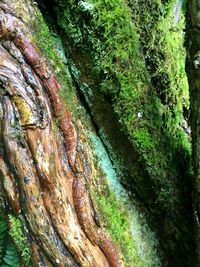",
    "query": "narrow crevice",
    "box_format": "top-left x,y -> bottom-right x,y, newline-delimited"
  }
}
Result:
35,0 -> 155,214
70,69 -> 153,214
